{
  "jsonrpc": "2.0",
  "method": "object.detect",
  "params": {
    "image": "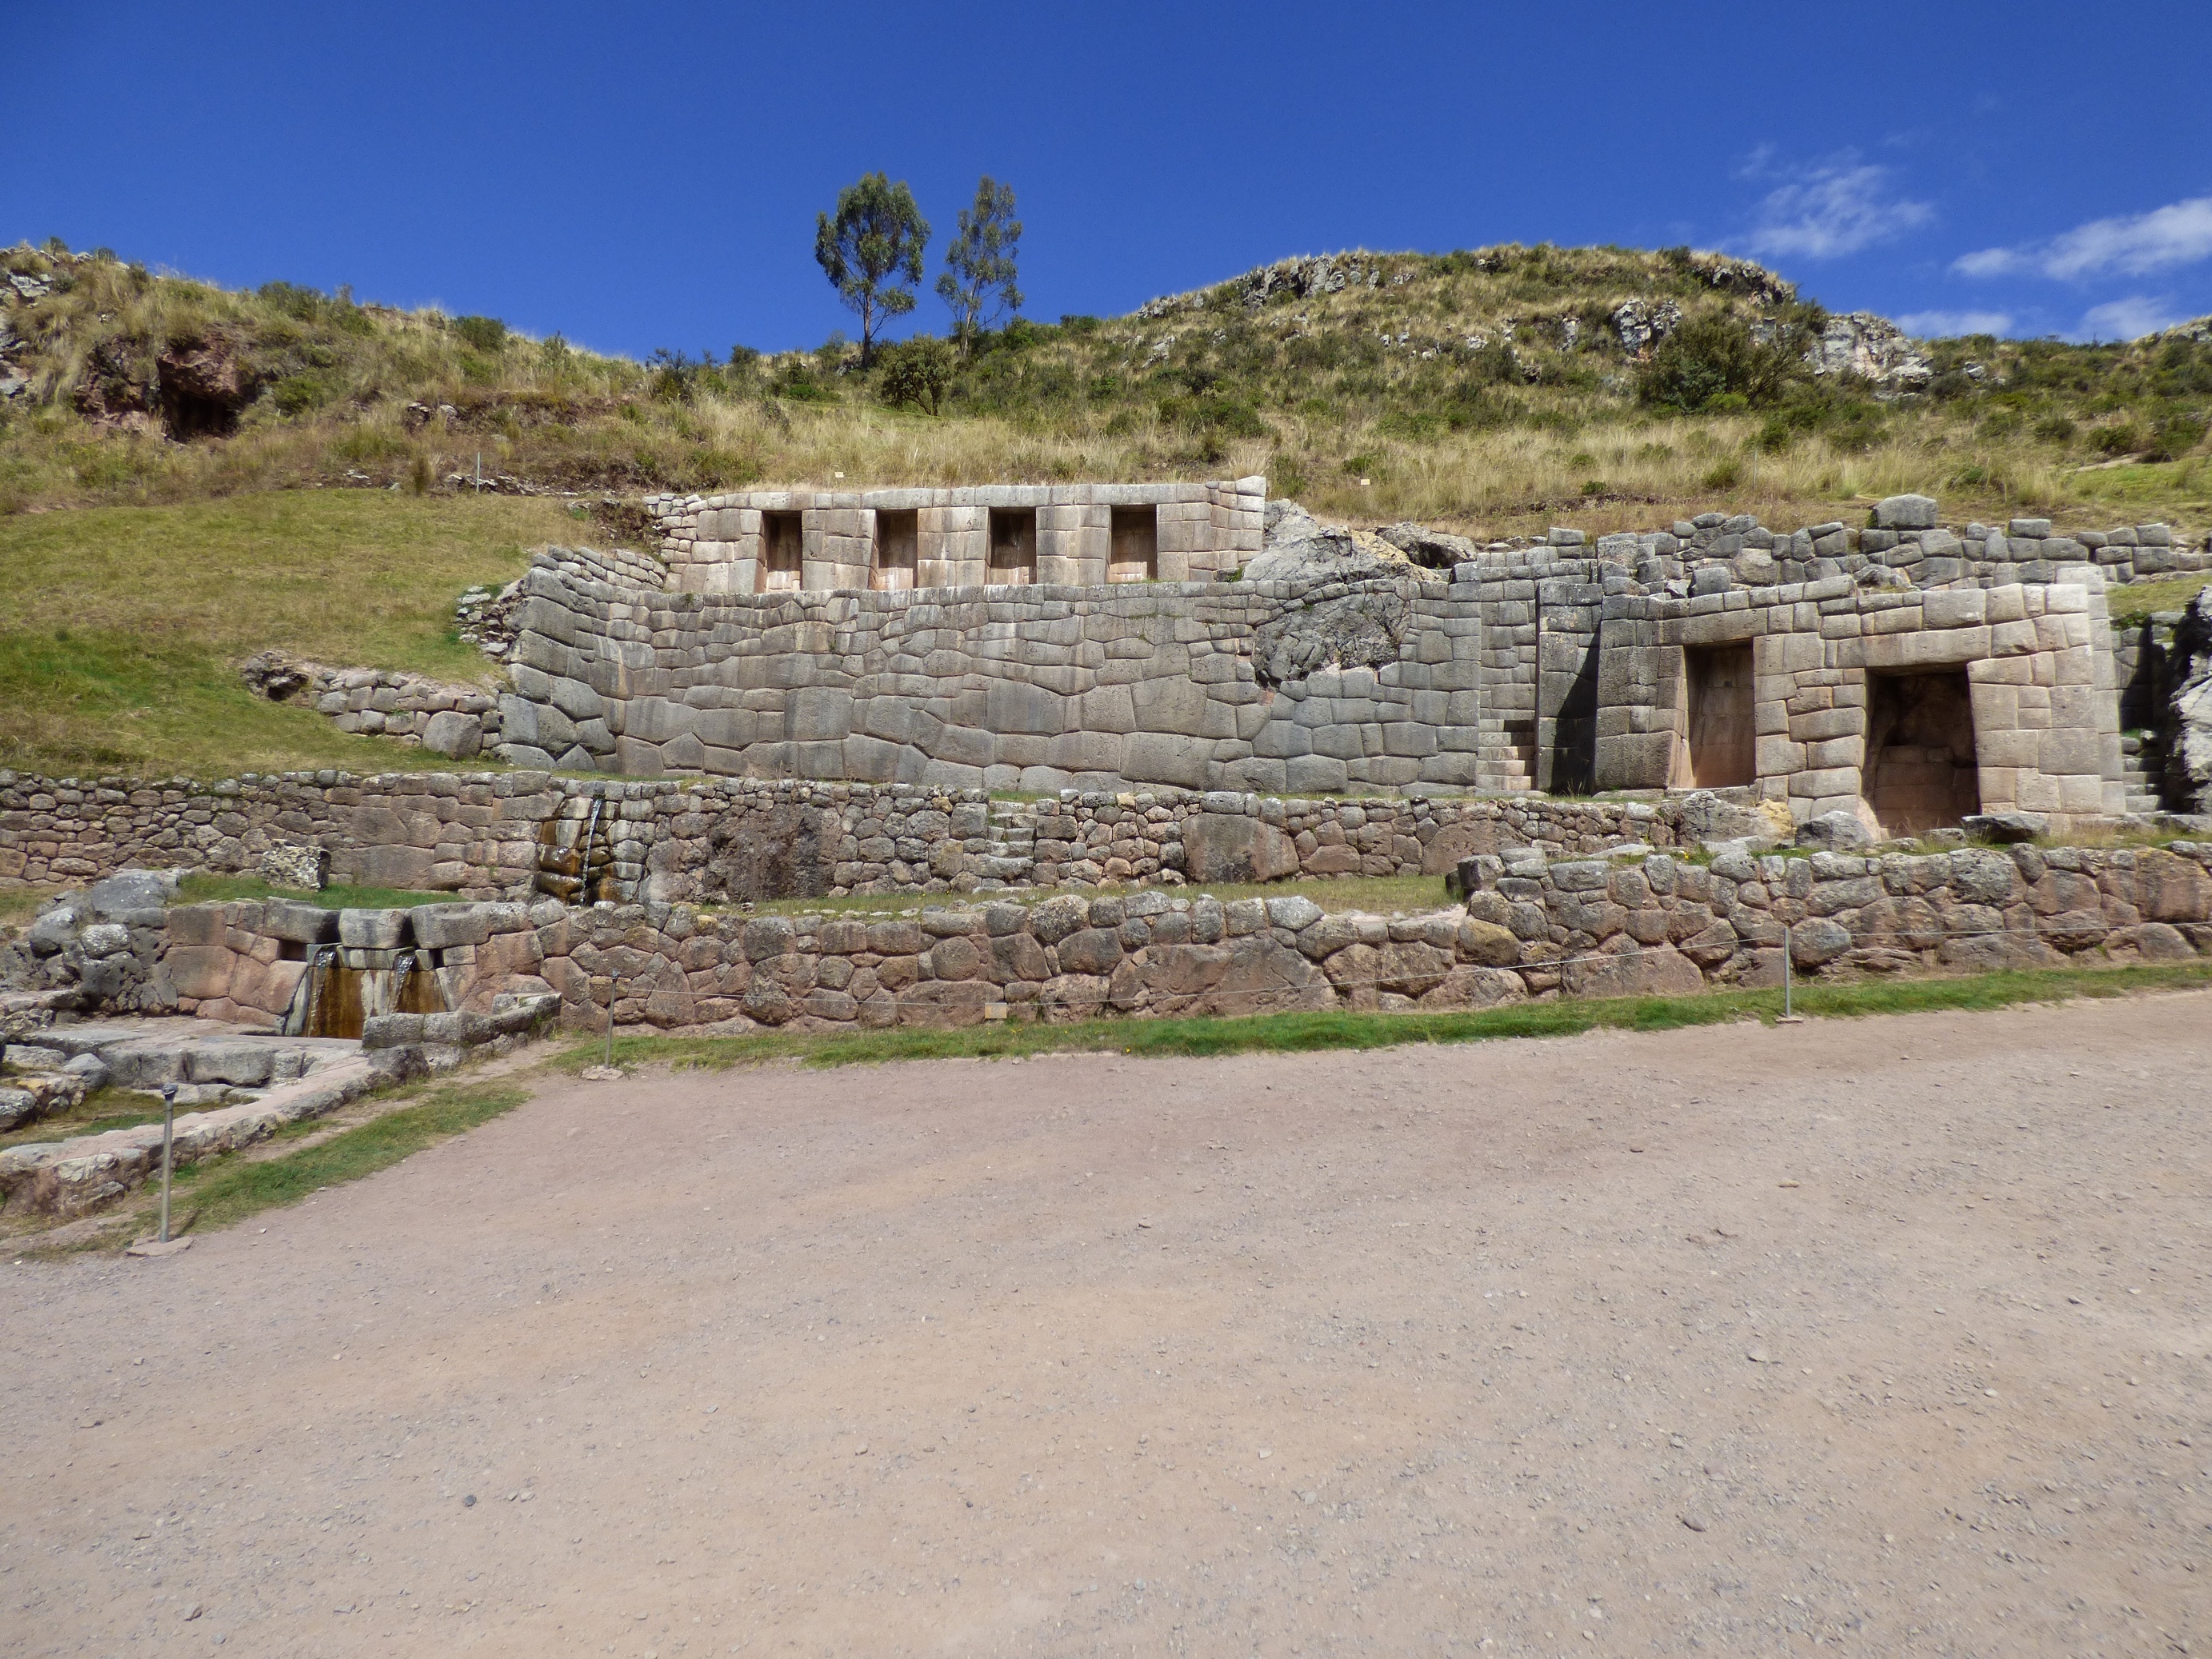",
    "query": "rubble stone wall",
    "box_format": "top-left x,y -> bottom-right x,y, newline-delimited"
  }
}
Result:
0,766 -> 1718,913
153,838 -> 2212,1037
1453,840 -> 2212,996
